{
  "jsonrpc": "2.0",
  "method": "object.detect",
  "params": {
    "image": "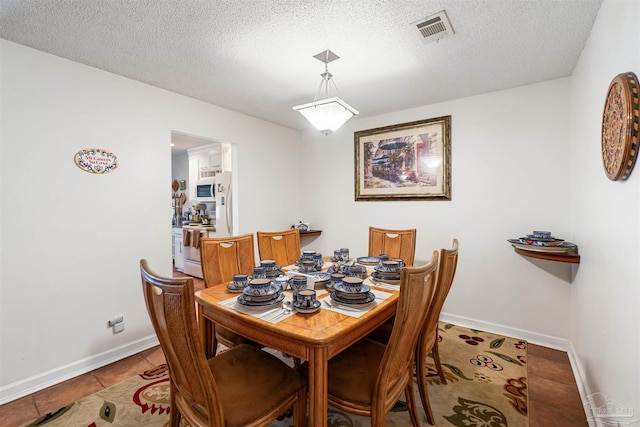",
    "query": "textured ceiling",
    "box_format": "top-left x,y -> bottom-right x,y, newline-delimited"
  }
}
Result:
1,0 -> 602,138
